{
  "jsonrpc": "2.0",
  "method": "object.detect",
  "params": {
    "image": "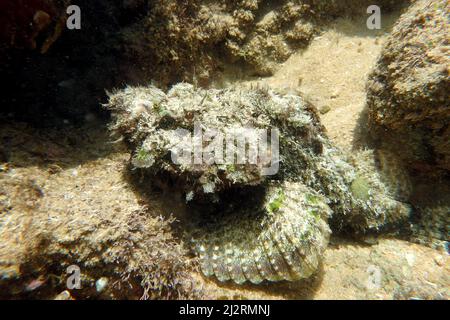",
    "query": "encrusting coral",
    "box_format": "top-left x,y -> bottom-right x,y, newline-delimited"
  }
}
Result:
107,83 -> 413,284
